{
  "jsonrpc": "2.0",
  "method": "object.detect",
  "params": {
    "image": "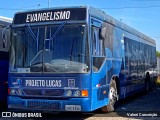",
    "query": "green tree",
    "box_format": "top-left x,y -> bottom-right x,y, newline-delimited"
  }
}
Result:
156,51 -> 160,58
